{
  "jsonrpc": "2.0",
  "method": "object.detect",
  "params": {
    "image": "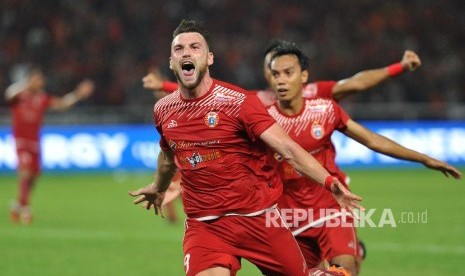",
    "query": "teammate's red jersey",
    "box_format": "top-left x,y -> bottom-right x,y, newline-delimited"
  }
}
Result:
154,79 -> 282,220
10,90 -> 51,151
302,81 -> 335,99
267,96 -> 351,231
